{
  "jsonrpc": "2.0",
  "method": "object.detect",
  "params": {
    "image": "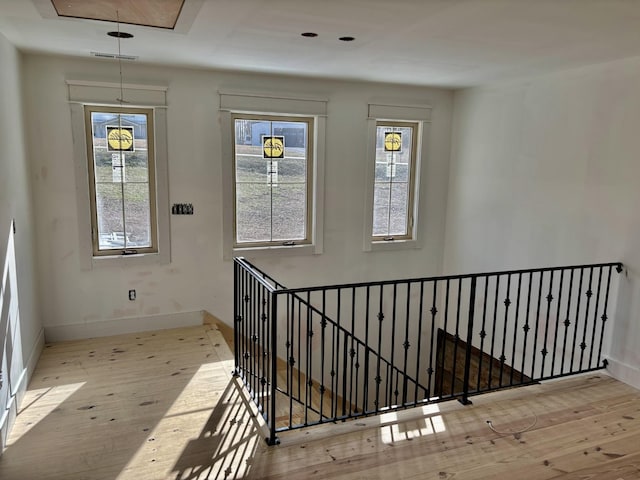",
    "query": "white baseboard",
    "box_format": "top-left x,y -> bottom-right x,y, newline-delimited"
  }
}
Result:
44,310 -> 205,342
0,327 -> 45,452
606,357 -> 640,390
